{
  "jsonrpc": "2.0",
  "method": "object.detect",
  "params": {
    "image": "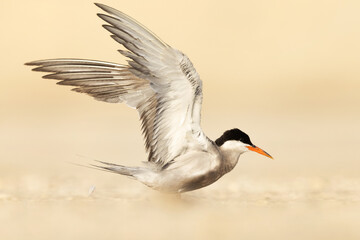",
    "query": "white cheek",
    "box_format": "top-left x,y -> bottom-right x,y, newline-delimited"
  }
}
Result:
221,141 -> 241,149
220,140 -> 249,165
221,140 -> 248,153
